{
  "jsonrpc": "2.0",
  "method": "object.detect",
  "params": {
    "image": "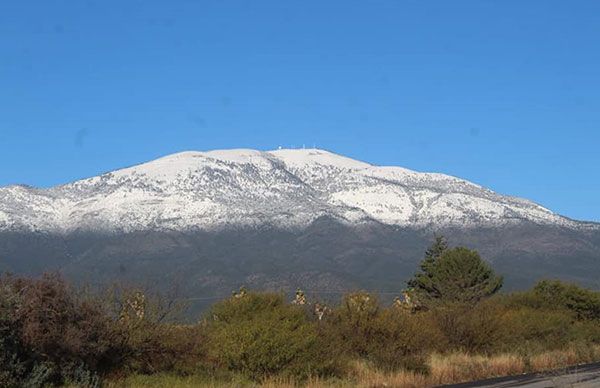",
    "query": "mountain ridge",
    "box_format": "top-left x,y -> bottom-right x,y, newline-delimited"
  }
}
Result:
0,148 -> 597,234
